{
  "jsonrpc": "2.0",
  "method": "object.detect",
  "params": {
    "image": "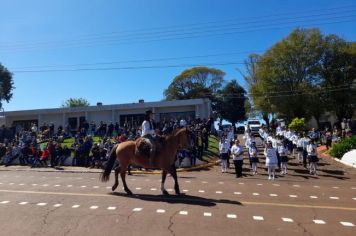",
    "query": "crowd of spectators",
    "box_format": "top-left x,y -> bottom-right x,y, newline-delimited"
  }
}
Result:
0,116 -> 215,169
